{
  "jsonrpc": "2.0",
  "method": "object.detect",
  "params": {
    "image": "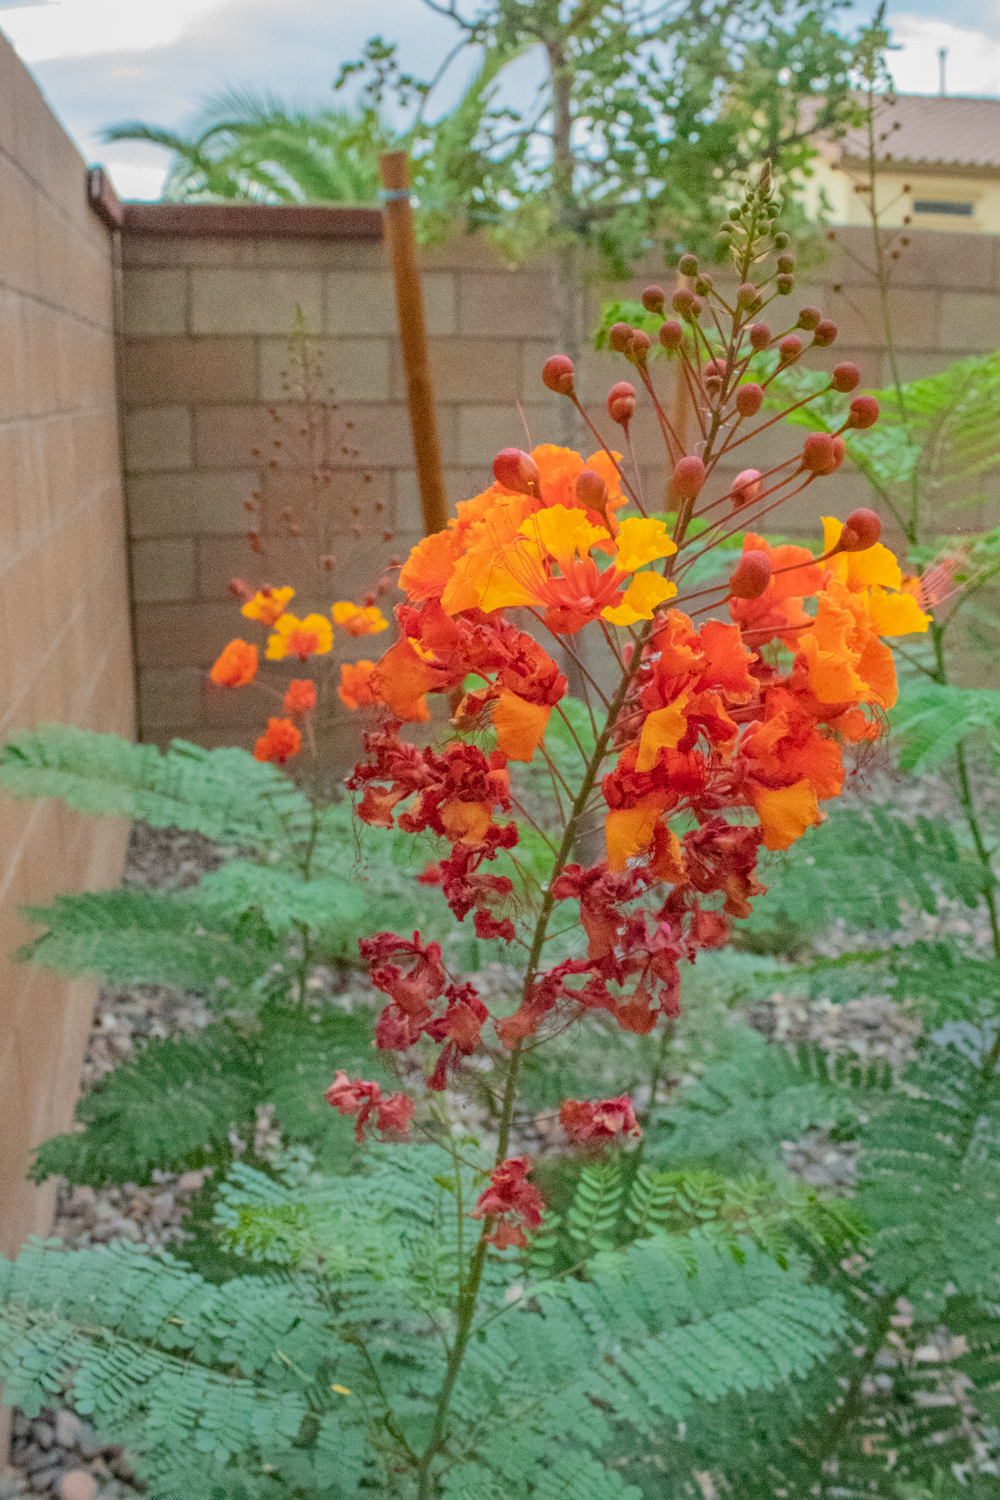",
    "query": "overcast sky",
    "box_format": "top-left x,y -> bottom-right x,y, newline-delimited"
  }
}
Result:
2,0 -> 999,200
